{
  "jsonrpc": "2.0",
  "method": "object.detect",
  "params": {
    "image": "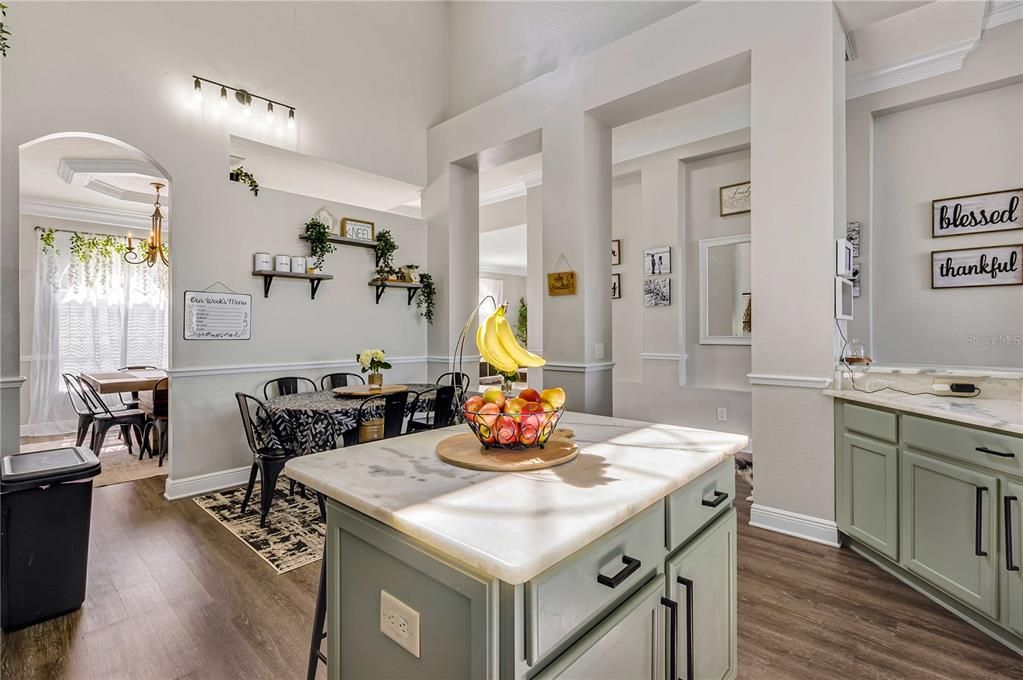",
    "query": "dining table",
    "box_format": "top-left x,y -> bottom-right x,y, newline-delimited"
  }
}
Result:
79,368 -> 167,395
